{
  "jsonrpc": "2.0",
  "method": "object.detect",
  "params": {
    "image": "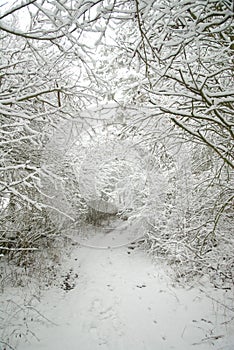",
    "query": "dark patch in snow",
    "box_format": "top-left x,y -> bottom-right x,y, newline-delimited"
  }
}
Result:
61,268 -> 79,291
136,284 -> 146,288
